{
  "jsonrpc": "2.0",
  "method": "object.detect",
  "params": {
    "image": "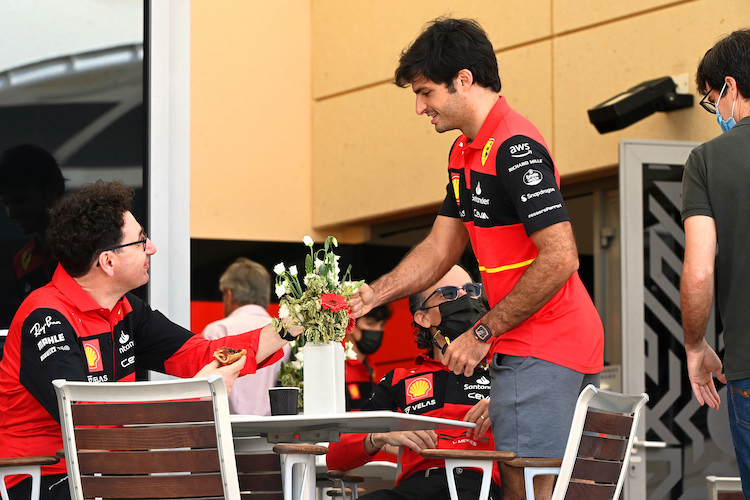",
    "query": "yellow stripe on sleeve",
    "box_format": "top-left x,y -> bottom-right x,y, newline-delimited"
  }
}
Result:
479,258 -> 535,273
